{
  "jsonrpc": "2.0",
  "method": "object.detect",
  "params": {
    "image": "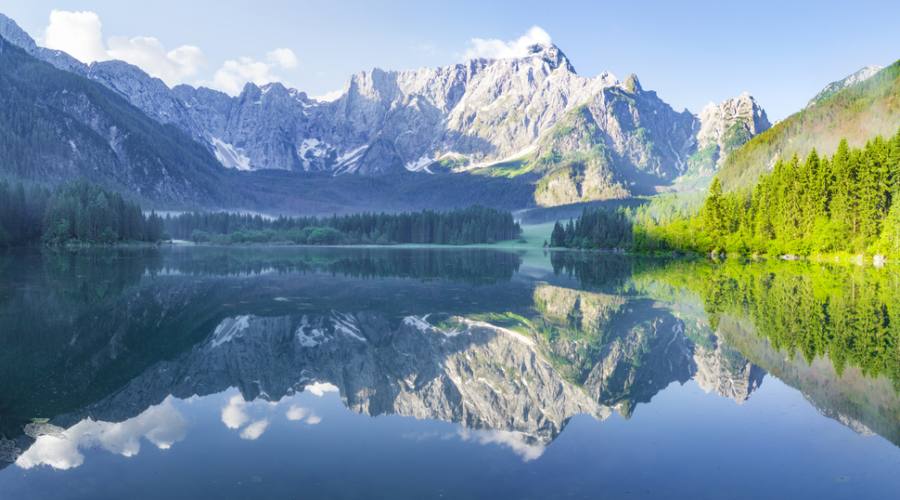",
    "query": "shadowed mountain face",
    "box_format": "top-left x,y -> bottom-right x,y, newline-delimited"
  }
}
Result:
0,35 -> 229,206
2,247 -> 897,479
